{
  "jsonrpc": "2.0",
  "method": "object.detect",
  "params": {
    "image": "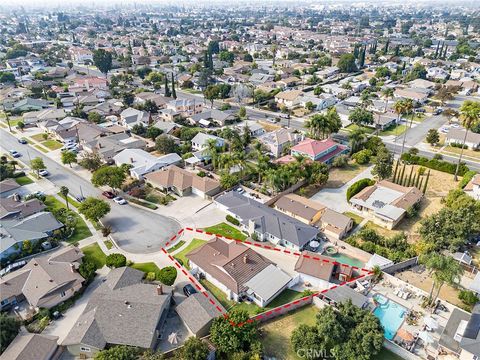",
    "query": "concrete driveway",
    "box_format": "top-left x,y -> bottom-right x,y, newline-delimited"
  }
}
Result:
309,166 -> 374,213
